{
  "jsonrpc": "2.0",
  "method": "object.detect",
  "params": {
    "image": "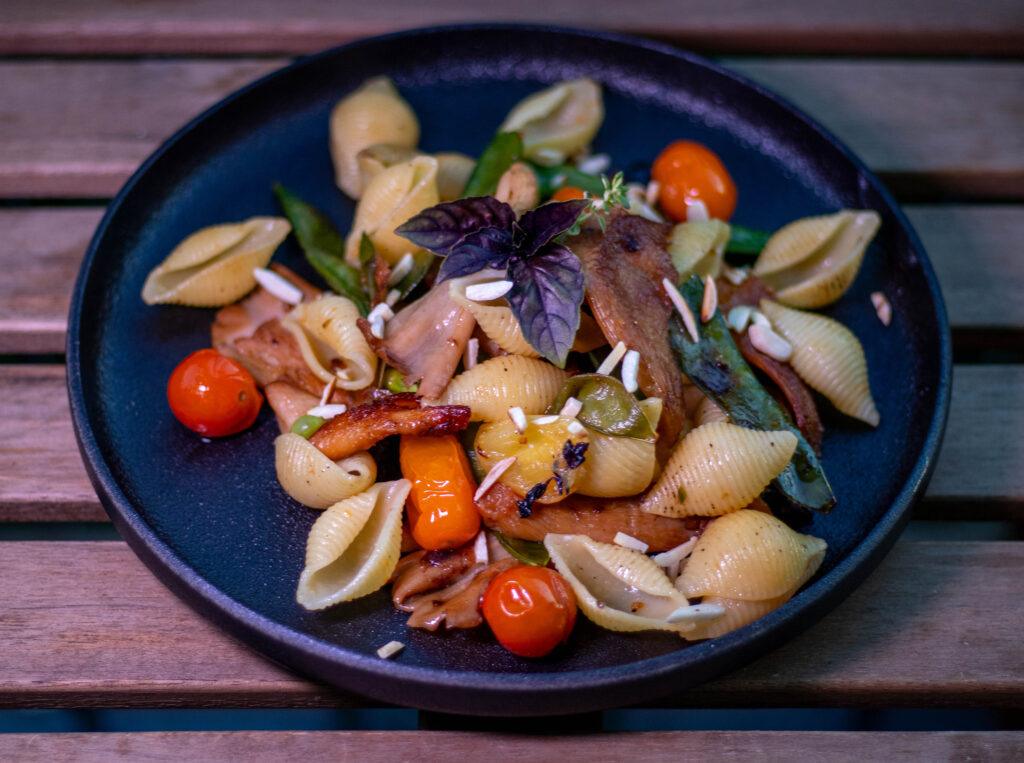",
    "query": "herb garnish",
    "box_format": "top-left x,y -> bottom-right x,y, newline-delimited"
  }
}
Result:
396,196 -> 591,366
